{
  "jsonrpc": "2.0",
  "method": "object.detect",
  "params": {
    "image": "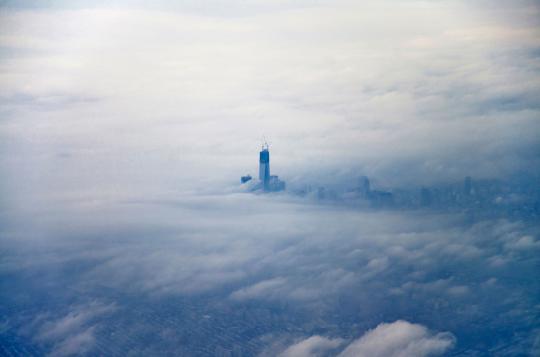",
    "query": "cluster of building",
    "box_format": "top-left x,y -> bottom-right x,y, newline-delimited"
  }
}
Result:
304,175 -> 539,219
238,144 -> 539,219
